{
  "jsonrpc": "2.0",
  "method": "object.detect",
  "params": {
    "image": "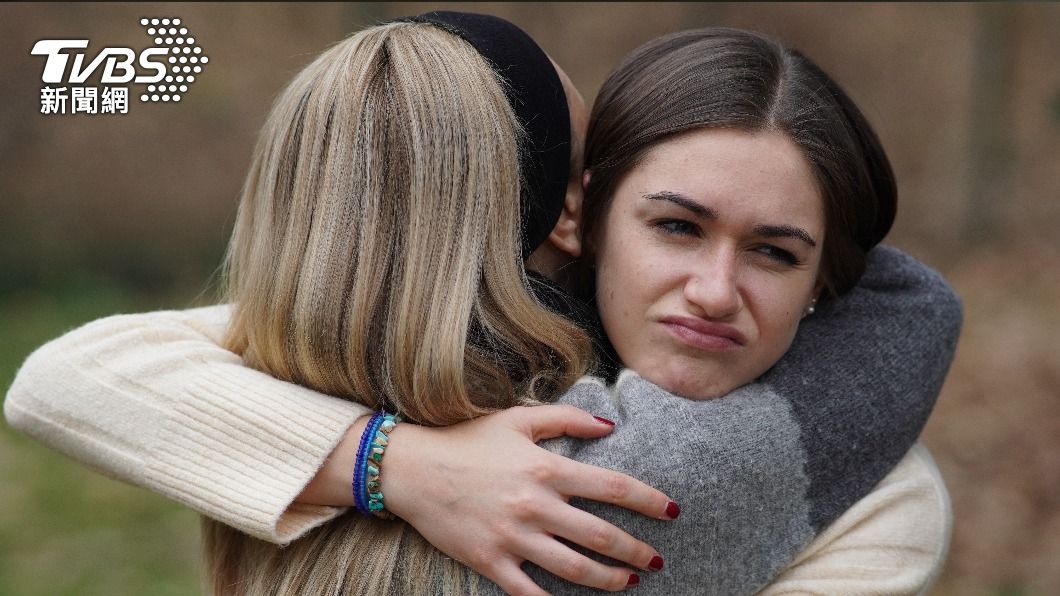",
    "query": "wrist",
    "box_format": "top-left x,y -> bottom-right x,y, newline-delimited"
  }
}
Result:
377,422 -> 443,521
353,411 -> 400,518
296,414 -> 371,507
